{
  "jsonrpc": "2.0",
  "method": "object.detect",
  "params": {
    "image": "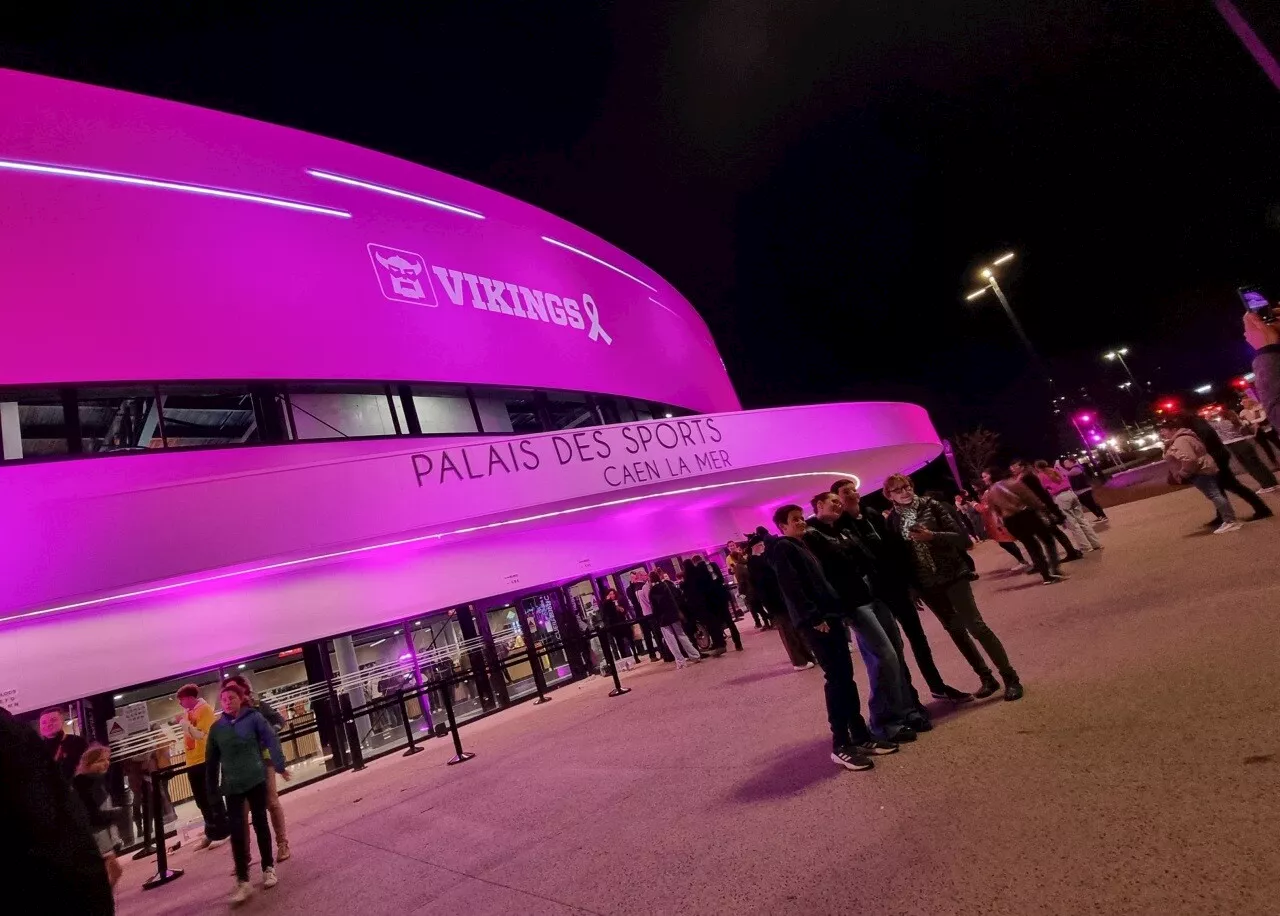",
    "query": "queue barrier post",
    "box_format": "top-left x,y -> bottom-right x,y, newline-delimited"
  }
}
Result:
439,676 -> 475,766
339,694 -> 365,772
141,768 -> 184,890
397,689 -> 423,757
527,642 -> 552,706
131,777 -> 156,860
596,628 -> 631,698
